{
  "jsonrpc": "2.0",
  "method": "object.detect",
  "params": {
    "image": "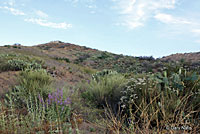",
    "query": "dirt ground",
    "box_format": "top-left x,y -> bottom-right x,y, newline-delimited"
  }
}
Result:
0,71 -> 19,95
